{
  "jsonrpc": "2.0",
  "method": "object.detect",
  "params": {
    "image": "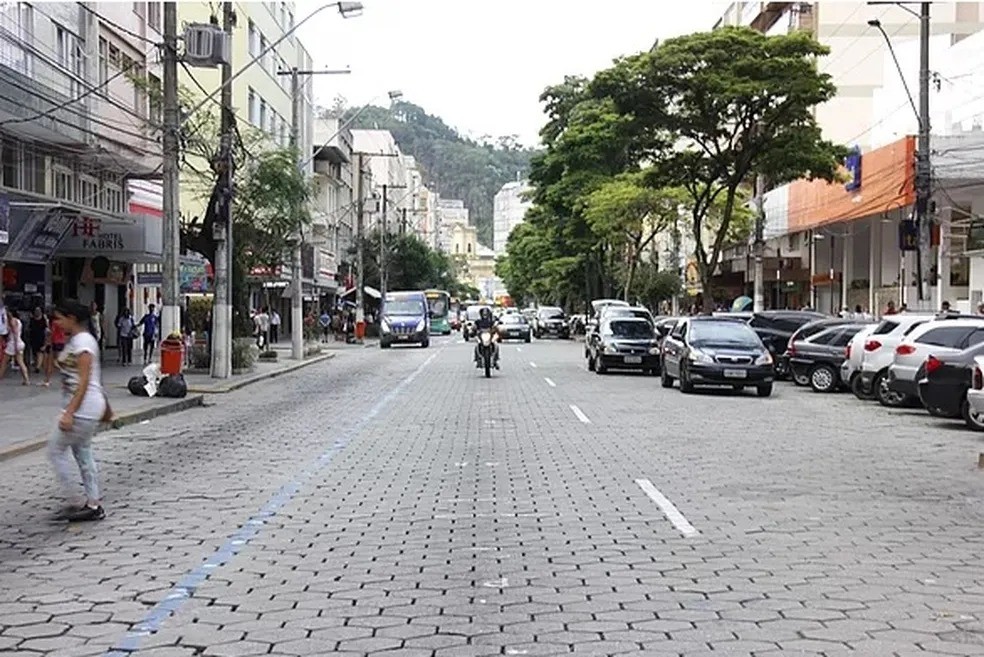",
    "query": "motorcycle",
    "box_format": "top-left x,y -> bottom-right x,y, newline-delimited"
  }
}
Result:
477,330 -> 497,378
